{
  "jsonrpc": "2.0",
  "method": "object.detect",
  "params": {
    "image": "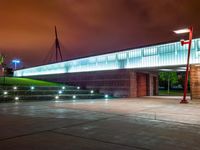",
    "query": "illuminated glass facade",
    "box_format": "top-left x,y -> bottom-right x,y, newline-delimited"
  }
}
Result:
14,38 -> 200,77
